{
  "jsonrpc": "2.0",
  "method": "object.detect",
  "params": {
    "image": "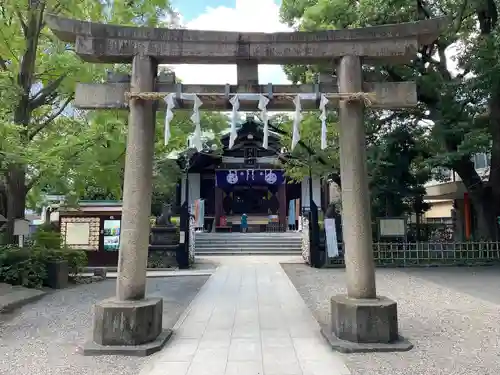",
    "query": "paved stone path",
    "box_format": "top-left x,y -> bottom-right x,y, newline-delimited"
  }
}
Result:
140,256 -> 350,375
